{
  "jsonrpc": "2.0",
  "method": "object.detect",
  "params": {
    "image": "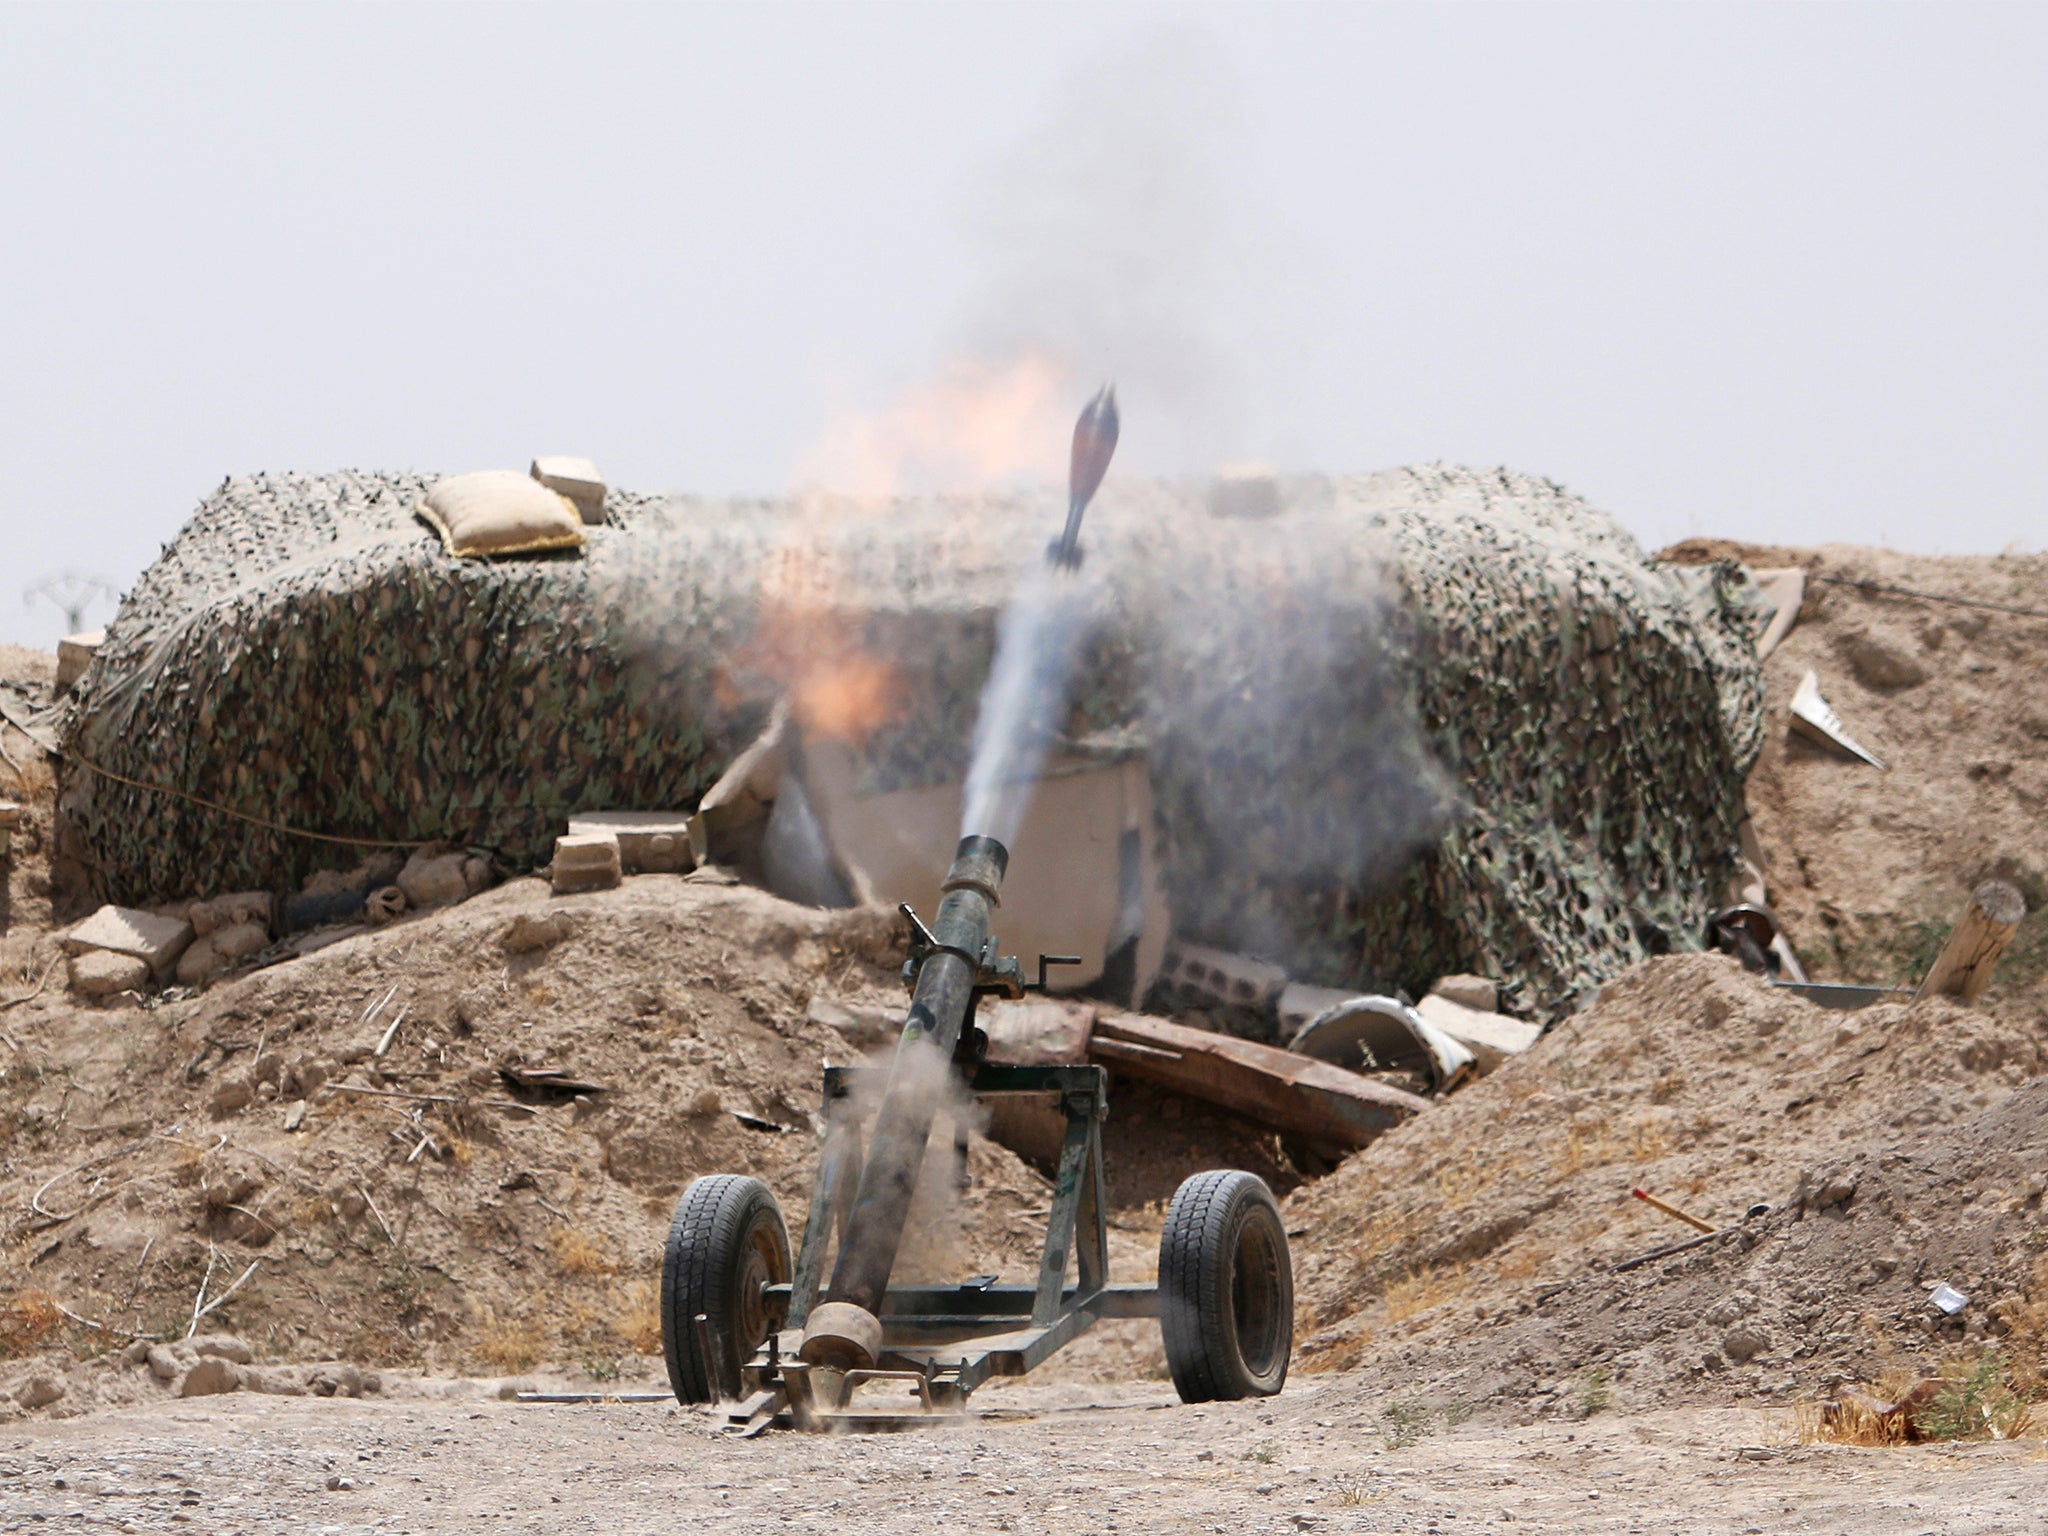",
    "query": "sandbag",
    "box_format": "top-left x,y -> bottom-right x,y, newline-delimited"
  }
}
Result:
417,470 -> 586,559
